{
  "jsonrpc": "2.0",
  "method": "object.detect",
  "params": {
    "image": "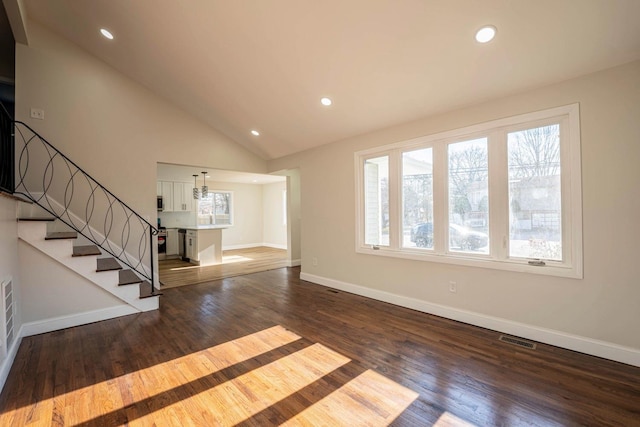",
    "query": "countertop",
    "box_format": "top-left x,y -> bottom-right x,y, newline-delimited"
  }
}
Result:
184,225 -> 228,230
160,225 -> 228,231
